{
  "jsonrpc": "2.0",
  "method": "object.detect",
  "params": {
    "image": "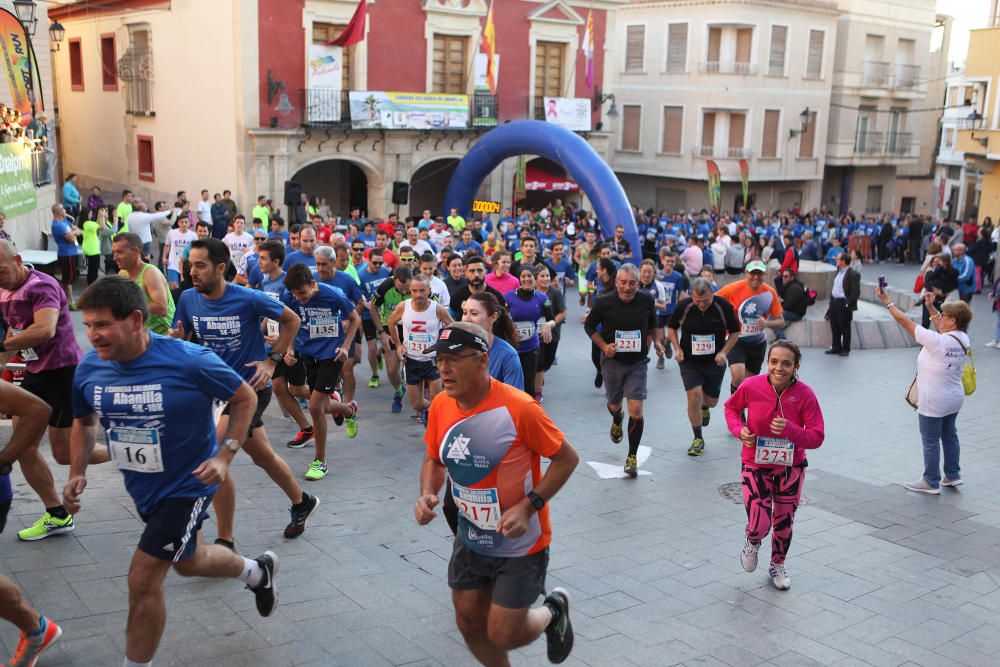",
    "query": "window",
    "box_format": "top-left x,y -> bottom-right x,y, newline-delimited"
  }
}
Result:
621,105 -> 641,151
707,27 -> 721,63
735,28 -> 752,65
865,185 -> 883,214
661,106 -> 683,154
625,25 -> 645,72
666,23 -> 687,72
137,135 -> 154,182
948,165 -> 961,179
313,23 -> 353,91
433,34 -> 468,94
728,113 -> 746,151
768,25 -> 787,76
121,24 -> 154,114
798,110 -> 816,158
701,112 -> 716,152
100,34 -> 117,90
761,109 -> 780,157
69,38 -> 83,91
806,30 -> 824,79
534,41 -> 565,118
